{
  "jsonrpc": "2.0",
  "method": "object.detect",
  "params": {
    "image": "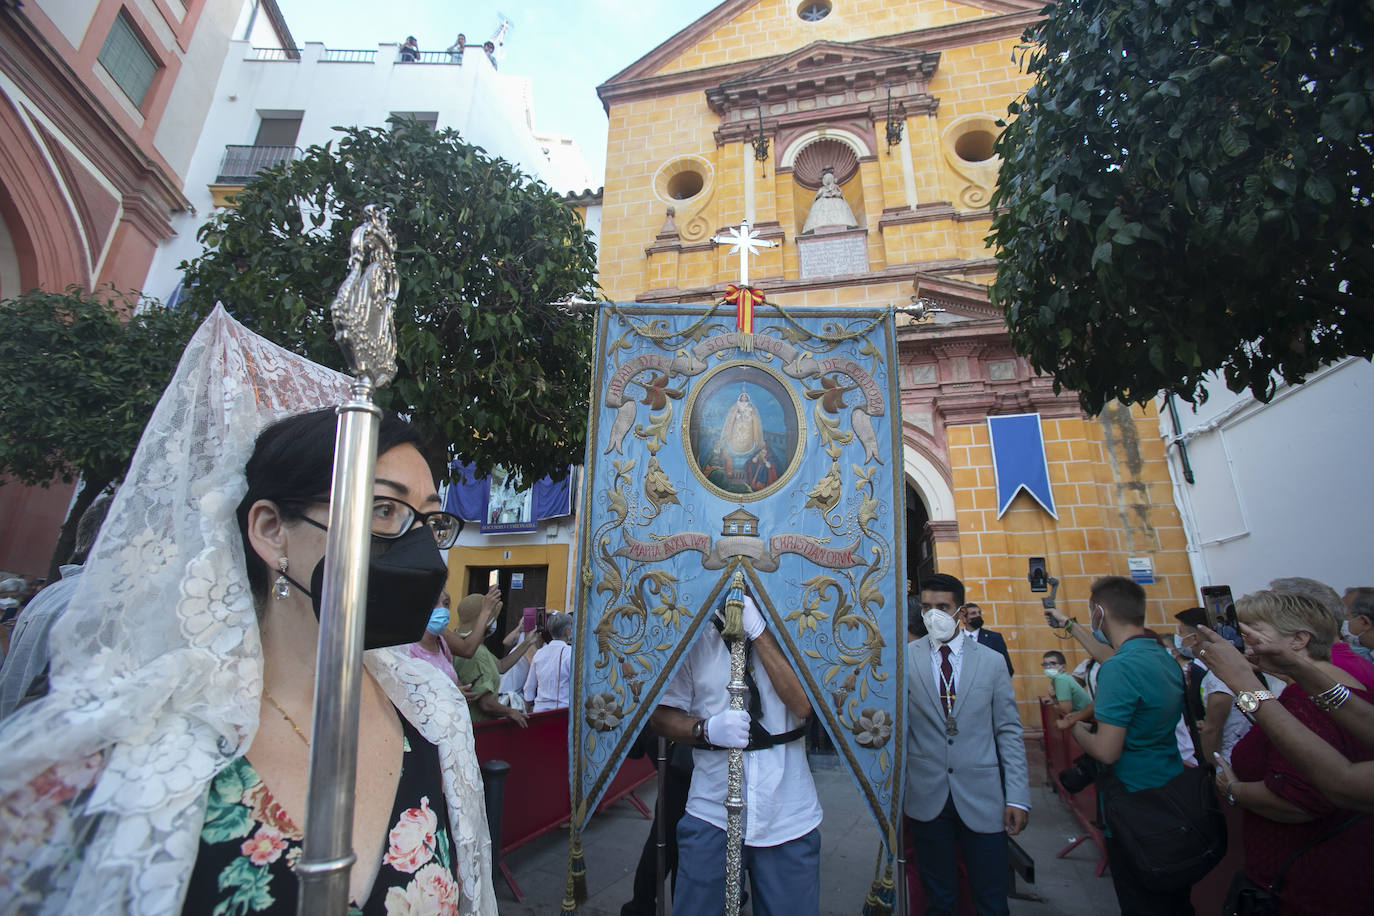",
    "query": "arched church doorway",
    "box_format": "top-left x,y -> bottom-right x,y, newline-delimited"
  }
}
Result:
906,484 -> 935,591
